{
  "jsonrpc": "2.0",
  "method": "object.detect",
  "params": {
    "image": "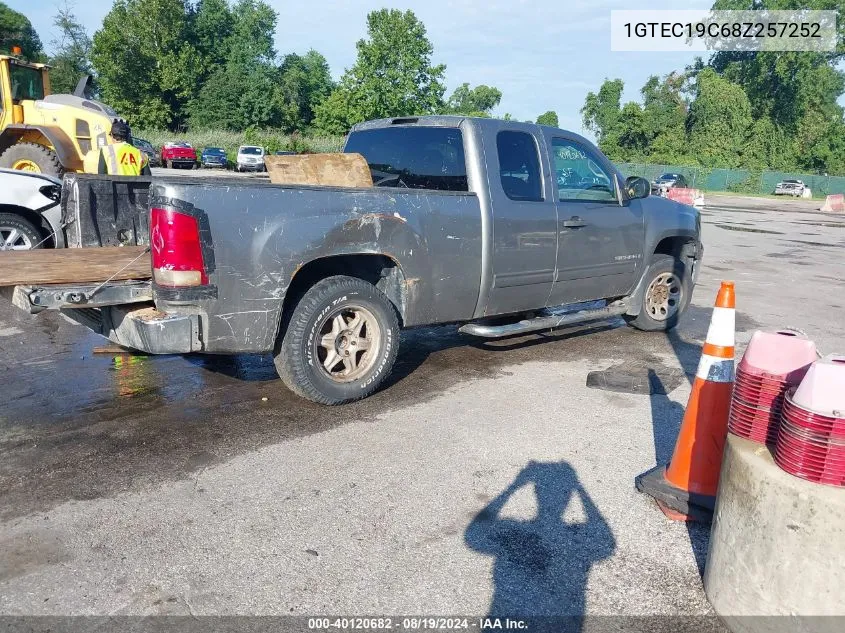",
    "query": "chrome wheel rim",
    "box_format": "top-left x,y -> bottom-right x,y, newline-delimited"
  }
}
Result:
315,305 -> 381,383
645,272 -> 681,321
0,227 -> 33,250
